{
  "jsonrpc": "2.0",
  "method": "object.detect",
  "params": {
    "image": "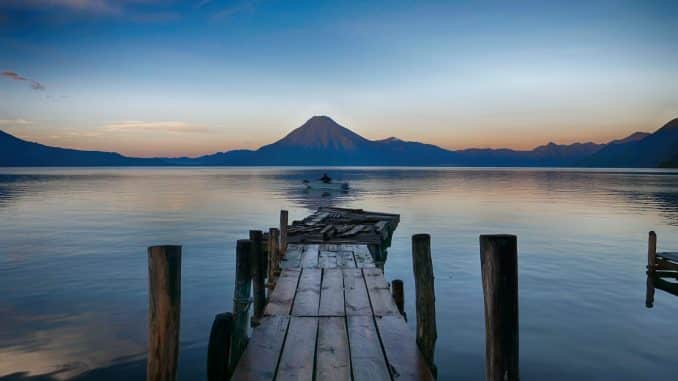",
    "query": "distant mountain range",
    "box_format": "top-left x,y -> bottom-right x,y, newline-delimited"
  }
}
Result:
1,116 -> 677,167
